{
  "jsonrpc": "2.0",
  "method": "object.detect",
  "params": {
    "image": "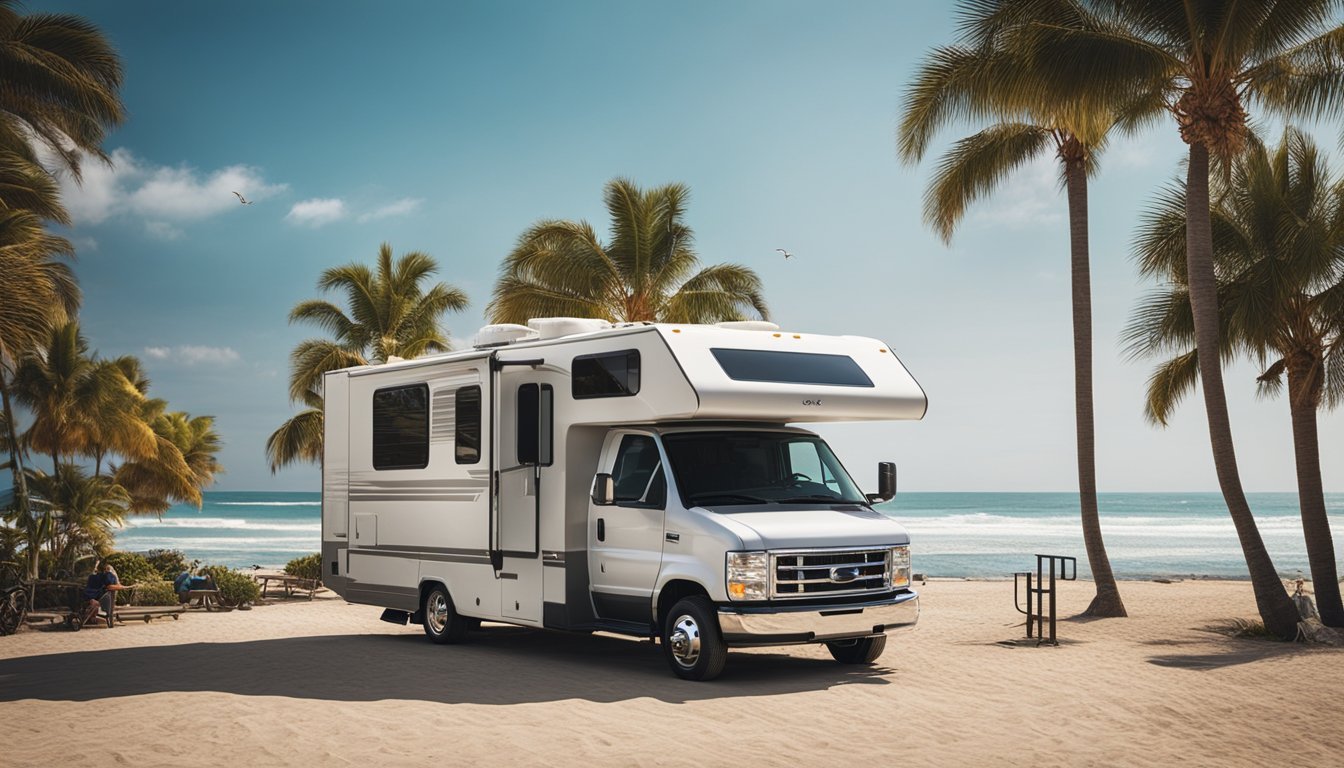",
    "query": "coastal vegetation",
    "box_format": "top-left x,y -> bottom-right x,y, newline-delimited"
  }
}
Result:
487,178 -> 769,324
1127,129 -> 1344,627
0,1 -> 220,585
898,0 -> 1131,618
266,243 -> 470,471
